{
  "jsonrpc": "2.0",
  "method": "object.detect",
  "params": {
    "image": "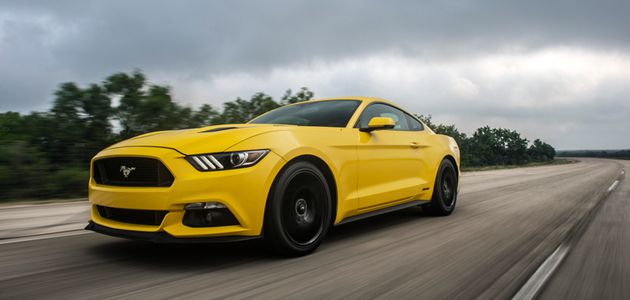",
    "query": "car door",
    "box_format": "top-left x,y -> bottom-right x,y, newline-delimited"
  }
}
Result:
355,103 -> 431,210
